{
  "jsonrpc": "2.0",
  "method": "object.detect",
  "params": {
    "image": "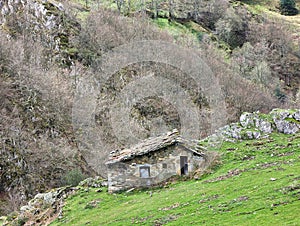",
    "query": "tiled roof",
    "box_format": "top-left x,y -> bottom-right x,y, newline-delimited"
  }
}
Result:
105,129 -> 205,165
